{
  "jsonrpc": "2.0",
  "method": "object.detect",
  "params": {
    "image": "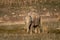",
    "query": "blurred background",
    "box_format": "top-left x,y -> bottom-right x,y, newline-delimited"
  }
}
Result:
0,0 -> 60,32
0,0 -> 60,40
